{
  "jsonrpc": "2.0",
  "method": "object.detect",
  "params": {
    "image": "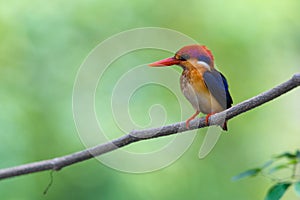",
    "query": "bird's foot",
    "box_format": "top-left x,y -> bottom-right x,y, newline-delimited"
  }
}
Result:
185,119 -> 192,129
185,111 -> 200,129
205,112 -> 216,126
